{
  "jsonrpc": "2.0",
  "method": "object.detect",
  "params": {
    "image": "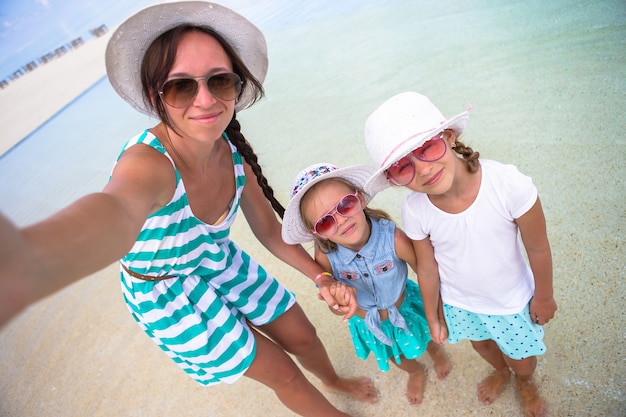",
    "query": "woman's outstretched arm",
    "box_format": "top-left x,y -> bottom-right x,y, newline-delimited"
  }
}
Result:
0,145 -> 174,328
